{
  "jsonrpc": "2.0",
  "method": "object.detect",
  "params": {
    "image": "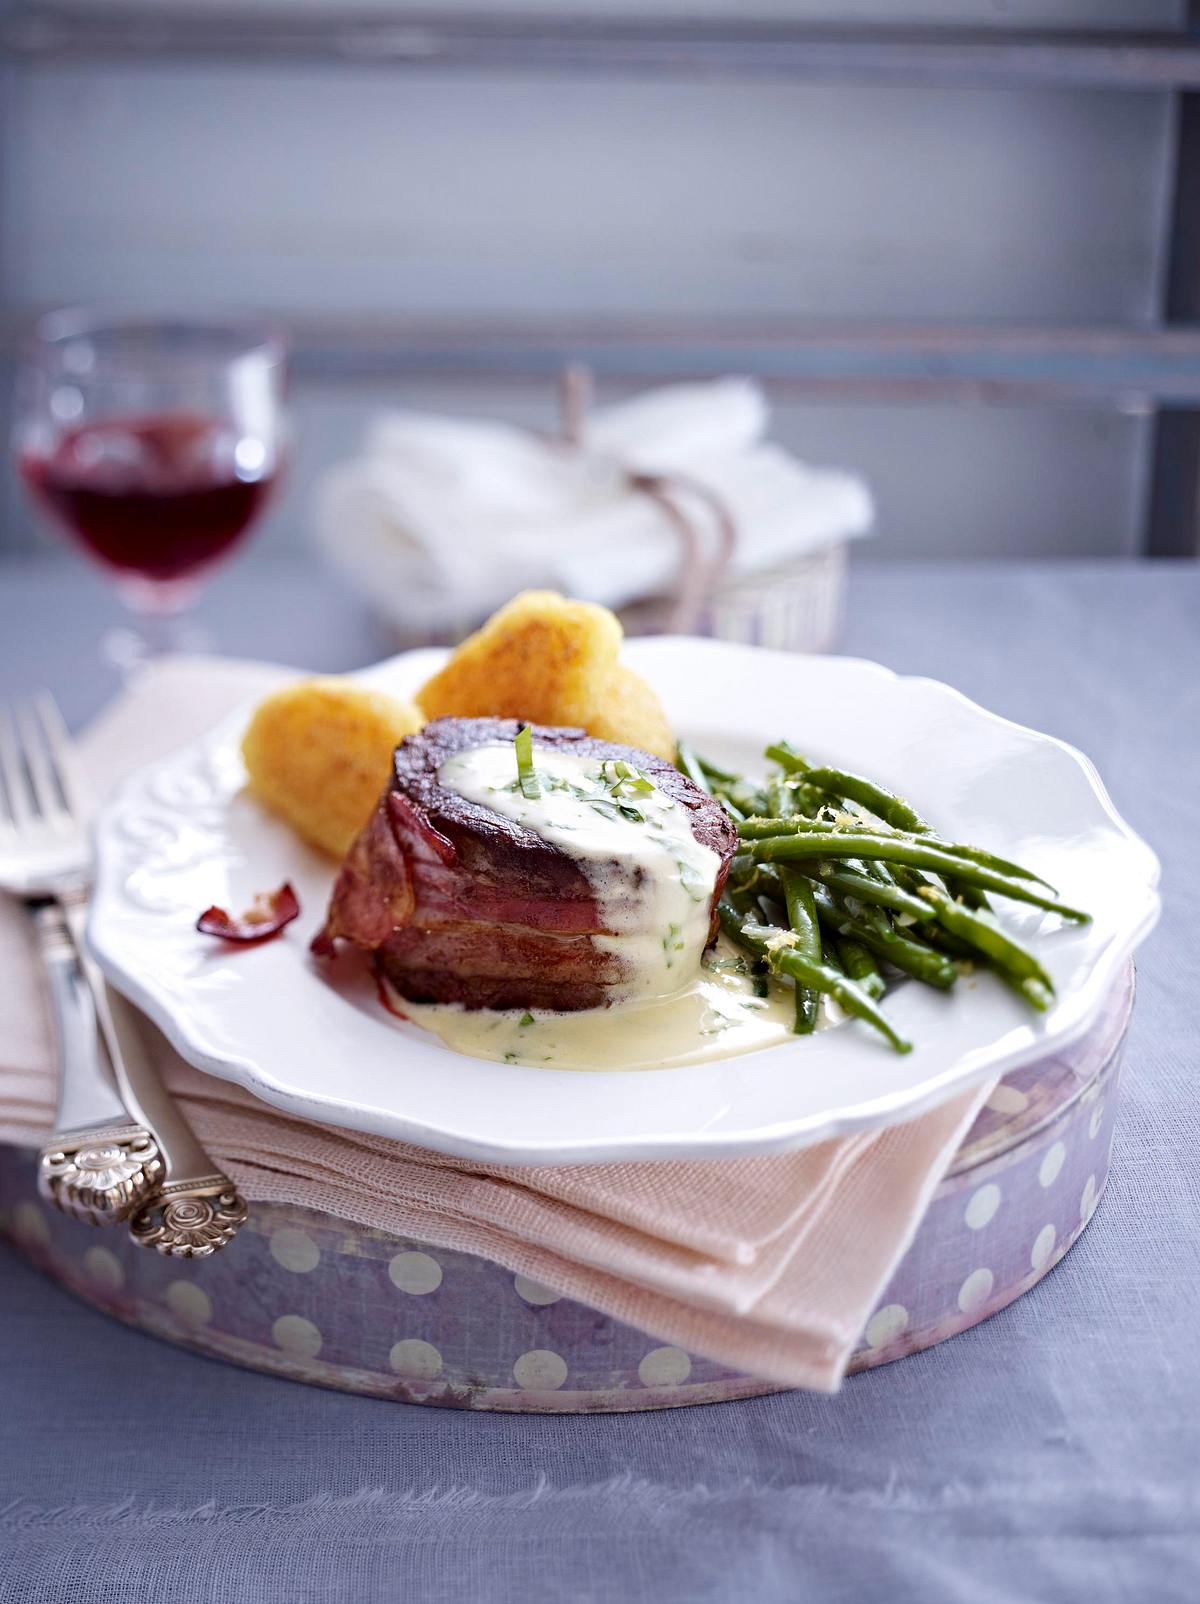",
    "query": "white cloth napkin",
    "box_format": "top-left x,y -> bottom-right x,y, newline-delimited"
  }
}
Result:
315,379 -> 874,631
